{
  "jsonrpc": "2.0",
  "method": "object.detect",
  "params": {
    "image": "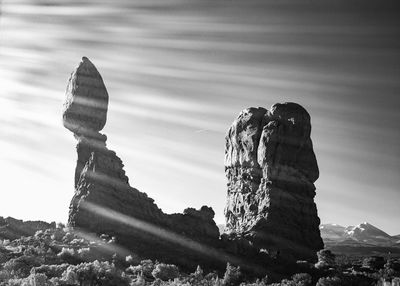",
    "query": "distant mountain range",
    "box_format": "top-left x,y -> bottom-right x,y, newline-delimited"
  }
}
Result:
3,217 -> 400,257
320,222 -> 400,246
320,222 -> 400,256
